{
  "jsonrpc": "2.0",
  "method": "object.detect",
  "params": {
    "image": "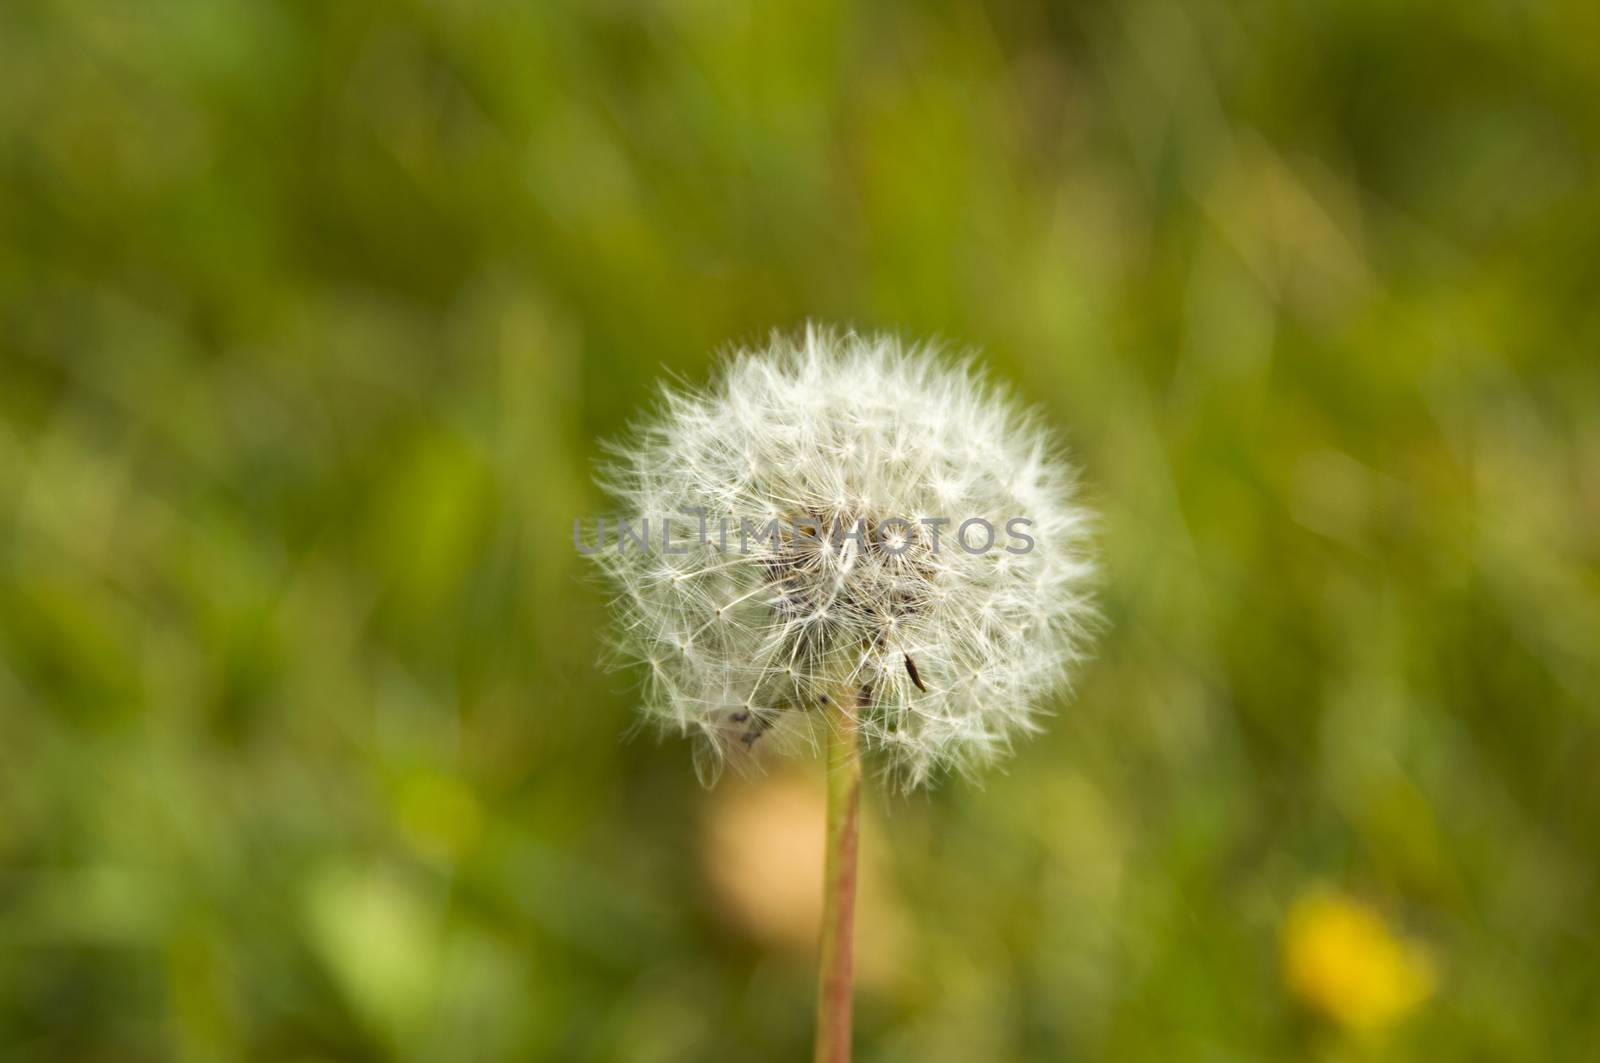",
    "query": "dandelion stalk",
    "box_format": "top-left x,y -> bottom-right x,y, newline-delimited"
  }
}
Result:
815,689 -> 861,1063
